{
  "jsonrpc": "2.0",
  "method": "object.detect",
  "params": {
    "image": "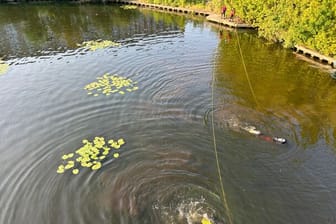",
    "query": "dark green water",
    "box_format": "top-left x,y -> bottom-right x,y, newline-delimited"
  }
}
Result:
0,3 -> 336,224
